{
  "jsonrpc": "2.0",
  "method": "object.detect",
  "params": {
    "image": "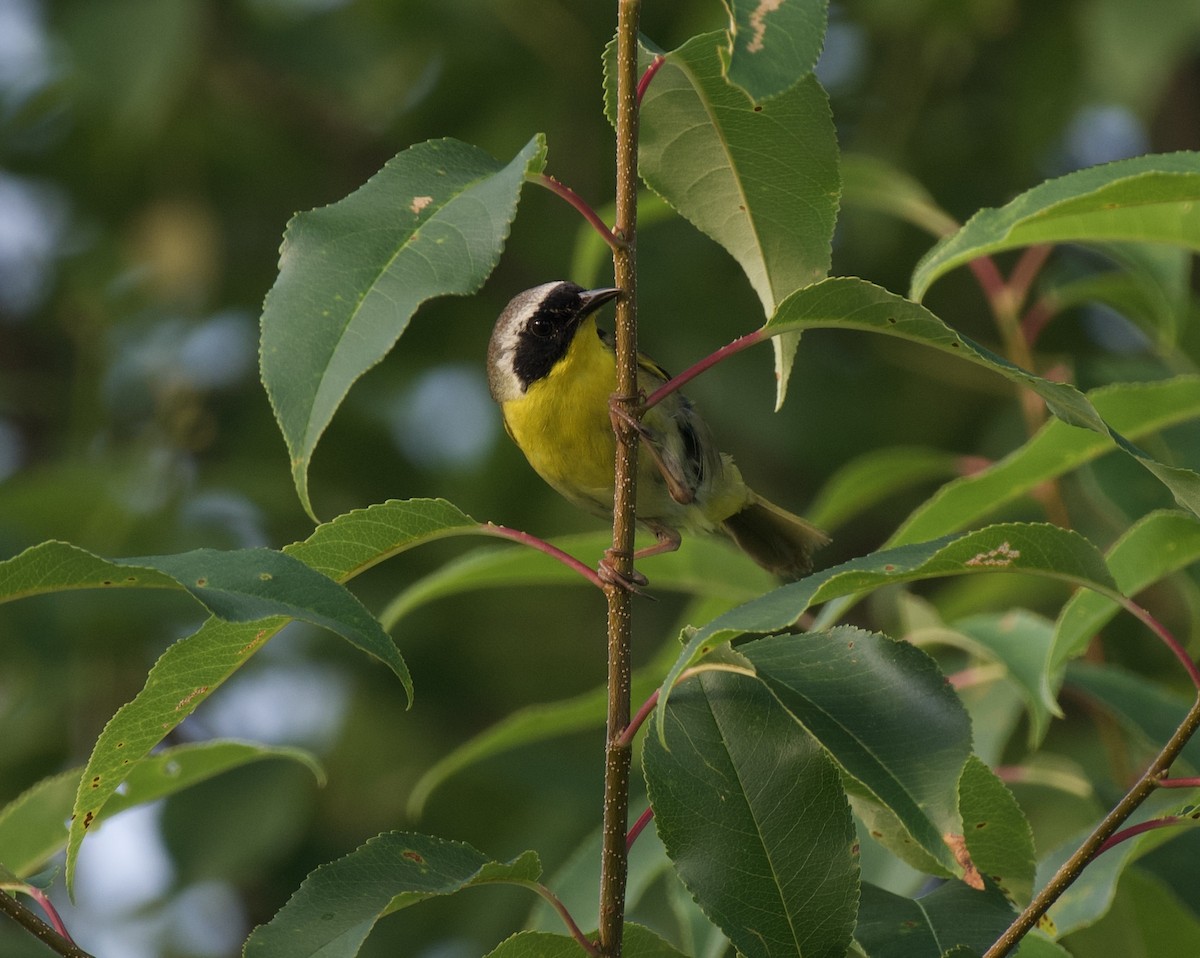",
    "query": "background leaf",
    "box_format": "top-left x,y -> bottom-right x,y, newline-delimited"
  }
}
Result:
1041,244 -> 1195,367
764,279 -> 1200,520
805,446 -> 961,532
0,741 -> 322,879
380,532 -> 774,631
838,152 -> 959,238
1050,510 -> 1200,689
644,669 -> 858,958
910,152 -> 1200,300
0,539 -> 410,693
1063,867 -> 1200,957
260,135 -> 547,518
1065,661 -> 1200,771
931,611 -> 1061,746
891,378 -> 1200,547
